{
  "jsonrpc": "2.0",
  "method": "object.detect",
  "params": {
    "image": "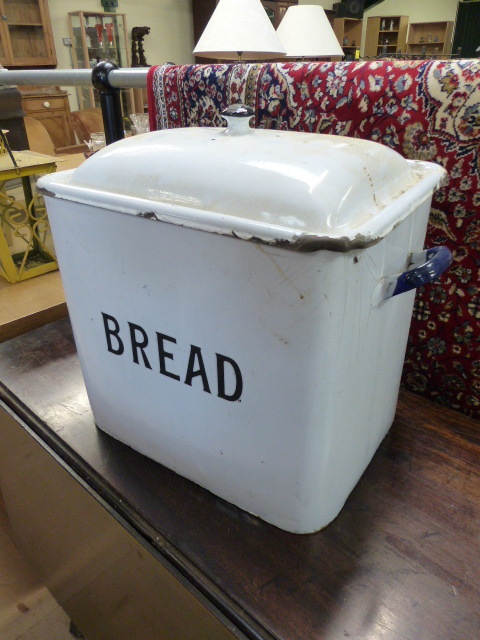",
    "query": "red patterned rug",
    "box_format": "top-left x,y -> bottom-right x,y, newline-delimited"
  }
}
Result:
148,60 -> 480,419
